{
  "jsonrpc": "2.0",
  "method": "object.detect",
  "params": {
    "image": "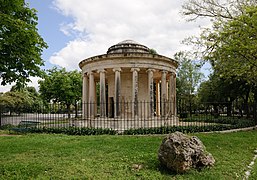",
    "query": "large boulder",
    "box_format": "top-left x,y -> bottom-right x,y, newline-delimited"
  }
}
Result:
158,131 -> 215,173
